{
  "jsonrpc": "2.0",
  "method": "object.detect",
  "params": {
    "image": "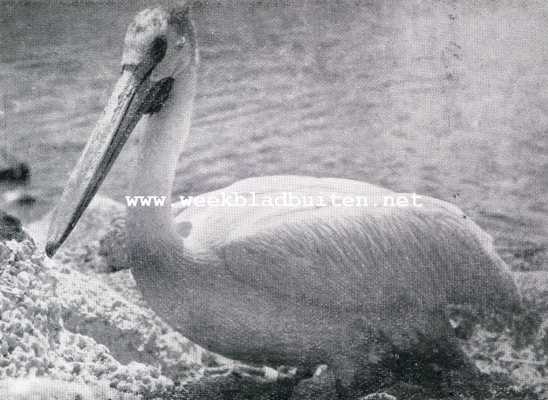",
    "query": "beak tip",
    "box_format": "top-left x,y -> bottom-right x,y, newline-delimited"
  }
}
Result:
45,241 -> 58,258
